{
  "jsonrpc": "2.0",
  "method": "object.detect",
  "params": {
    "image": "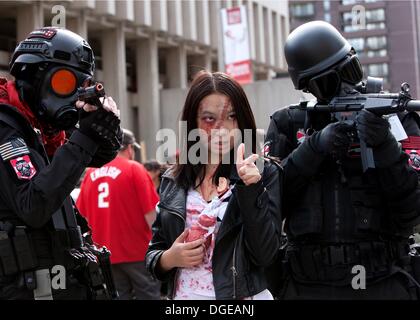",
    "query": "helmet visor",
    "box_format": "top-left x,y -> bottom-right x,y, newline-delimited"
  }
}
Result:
307,70 -> 341,102
338,54 -> 363,84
